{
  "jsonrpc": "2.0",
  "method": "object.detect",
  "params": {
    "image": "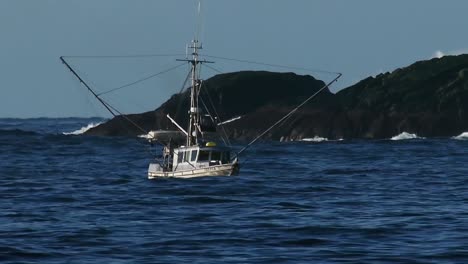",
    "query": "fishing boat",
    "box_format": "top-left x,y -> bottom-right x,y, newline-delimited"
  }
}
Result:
60,1 -> 341,179
147,39 -> 240,179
